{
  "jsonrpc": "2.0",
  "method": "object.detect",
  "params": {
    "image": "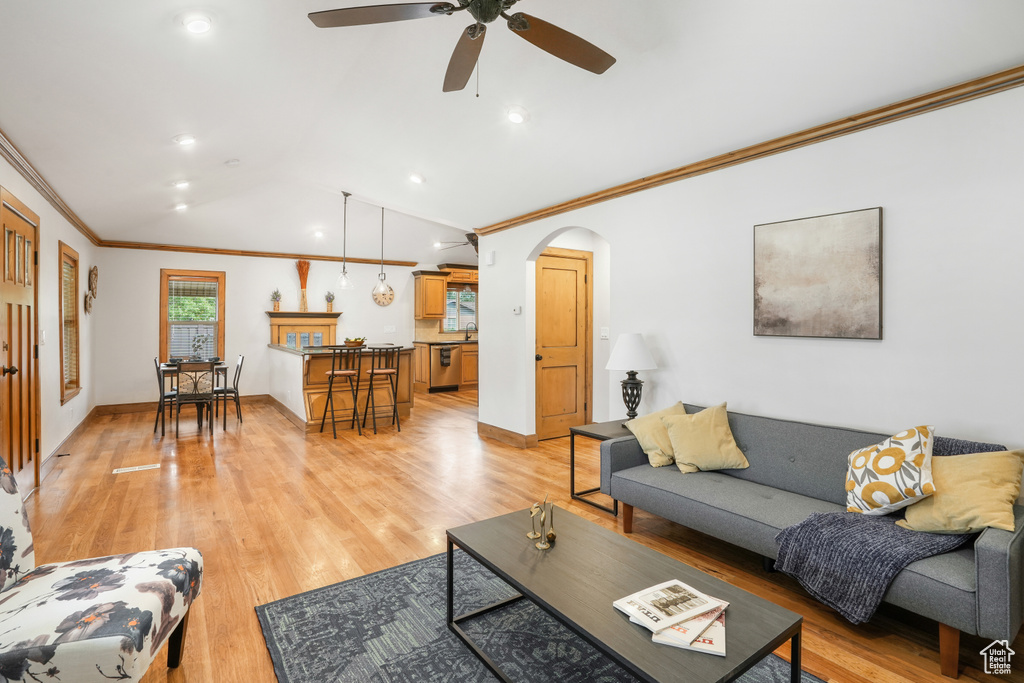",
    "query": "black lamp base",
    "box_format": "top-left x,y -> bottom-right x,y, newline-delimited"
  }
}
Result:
620,370 -> 644,422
